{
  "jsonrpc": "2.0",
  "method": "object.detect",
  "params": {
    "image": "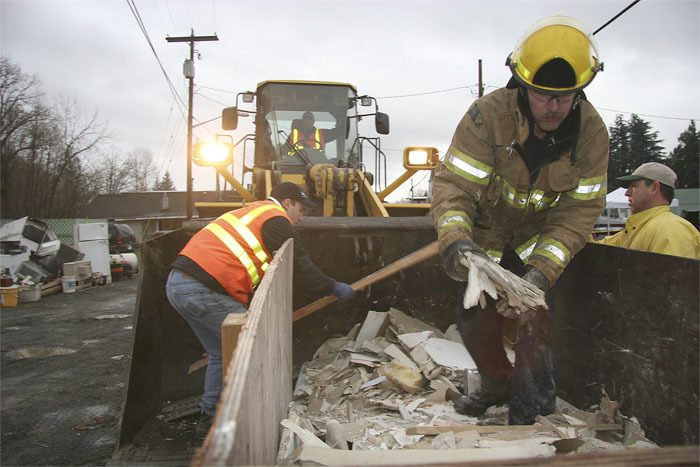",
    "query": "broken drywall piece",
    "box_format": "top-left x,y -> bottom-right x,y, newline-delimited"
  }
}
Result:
361,336 -> 392,355
444,324 -> 462,344
423,337 -> 477,370
397,331 -> 433,349
361,375 -> 387,390
324,419 -> 349,450
349,352 -> 382,368
382,344 -> 419,371
354,310 -> 389,350
388,307 -> 444,338
313,335 -> 354,359
409,344 -> 439,379
280,419 -> 330,449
